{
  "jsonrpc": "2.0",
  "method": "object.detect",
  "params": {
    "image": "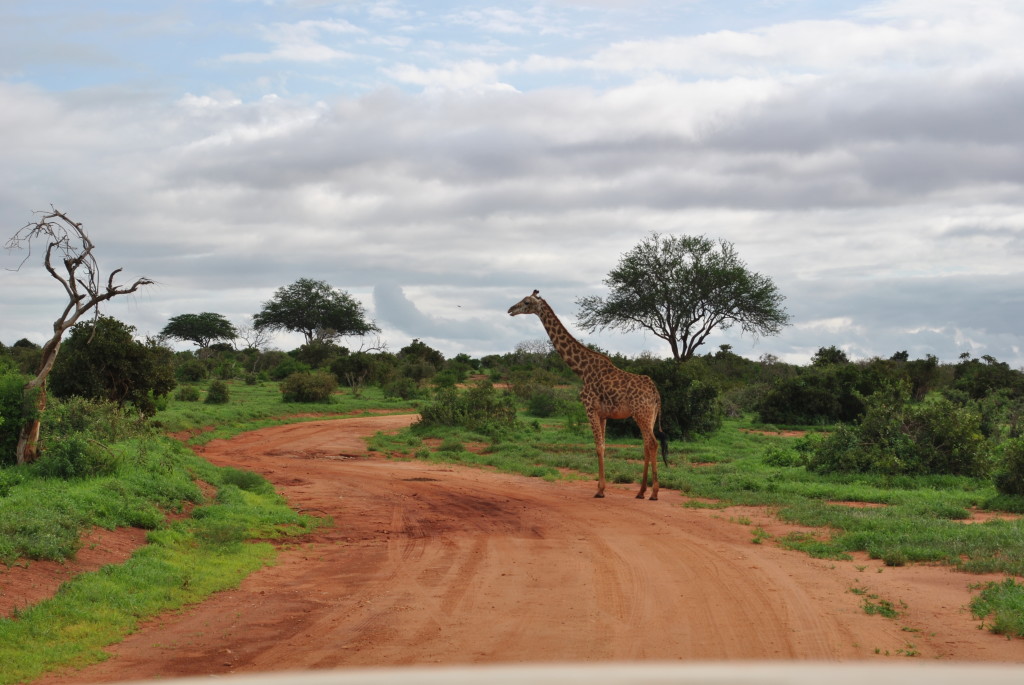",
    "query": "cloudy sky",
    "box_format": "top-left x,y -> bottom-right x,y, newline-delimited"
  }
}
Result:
2,0 -> 1023,366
